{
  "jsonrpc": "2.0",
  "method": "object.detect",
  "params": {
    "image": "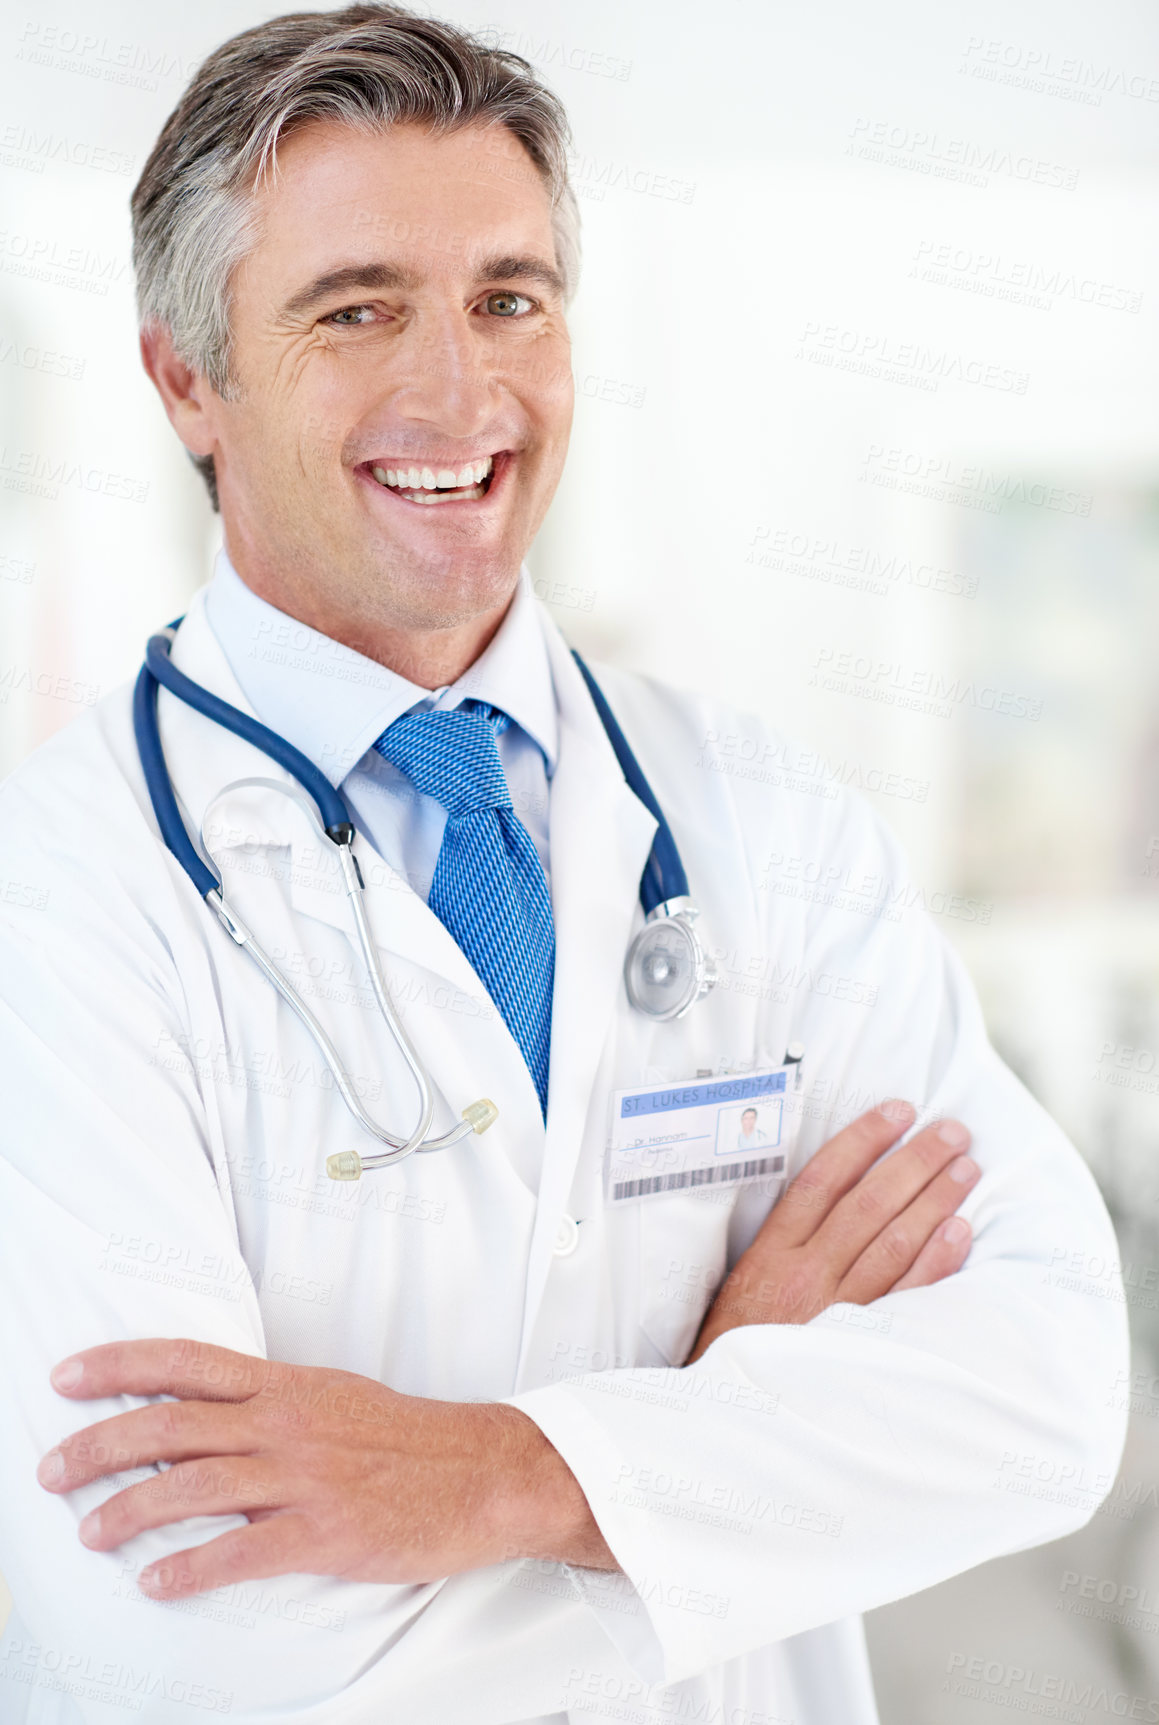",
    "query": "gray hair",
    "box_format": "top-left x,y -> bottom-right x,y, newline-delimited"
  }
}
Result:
130,3 -> 580,507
